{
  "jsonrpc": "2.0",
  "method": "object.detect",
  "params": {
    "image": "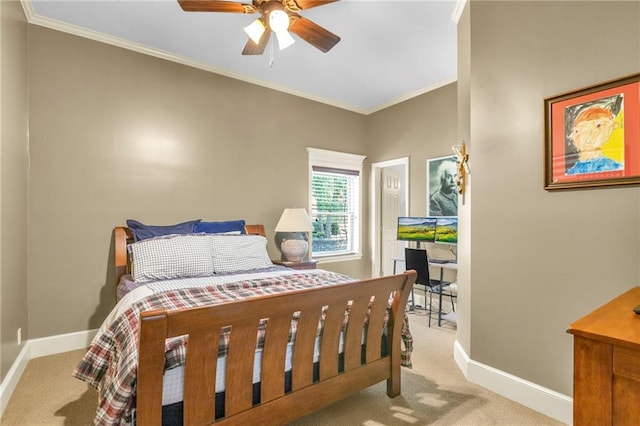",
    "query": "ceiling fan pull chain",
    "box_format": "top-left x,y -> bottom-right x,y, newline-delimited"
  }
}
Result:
269,34 -> 275,68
